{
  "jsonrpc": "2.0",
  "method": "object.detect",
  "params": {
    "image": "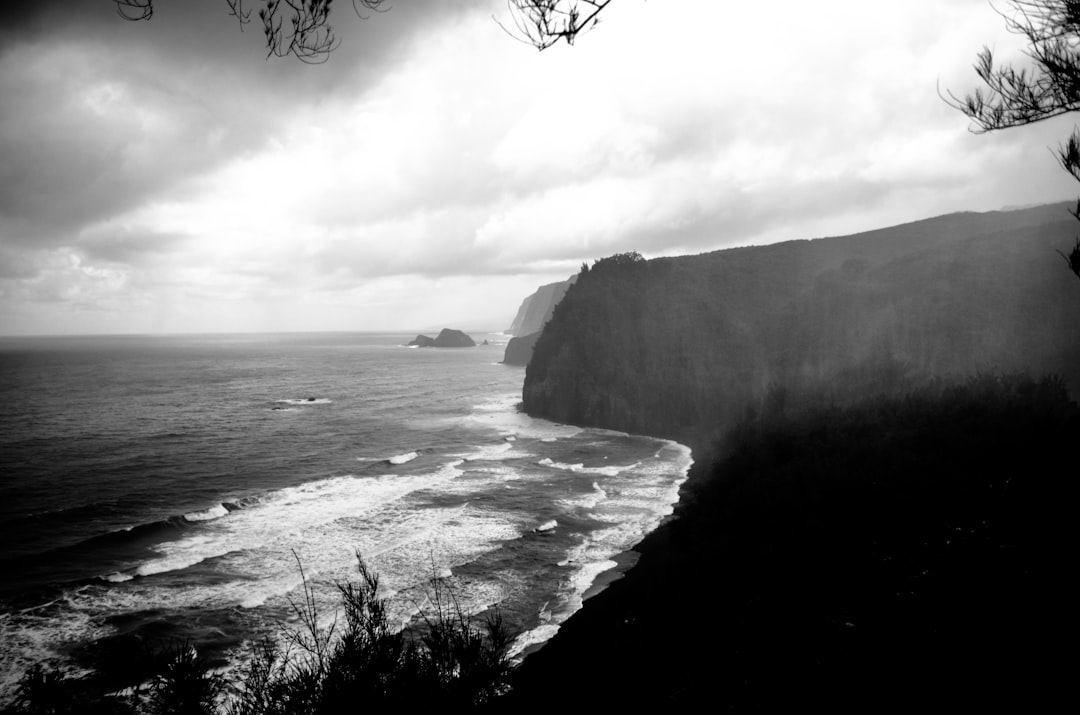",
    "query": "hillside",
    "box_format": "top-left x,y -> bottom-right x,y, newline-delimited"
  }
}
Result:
509,375 -> 1077,710
523,203 -> 1080,442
